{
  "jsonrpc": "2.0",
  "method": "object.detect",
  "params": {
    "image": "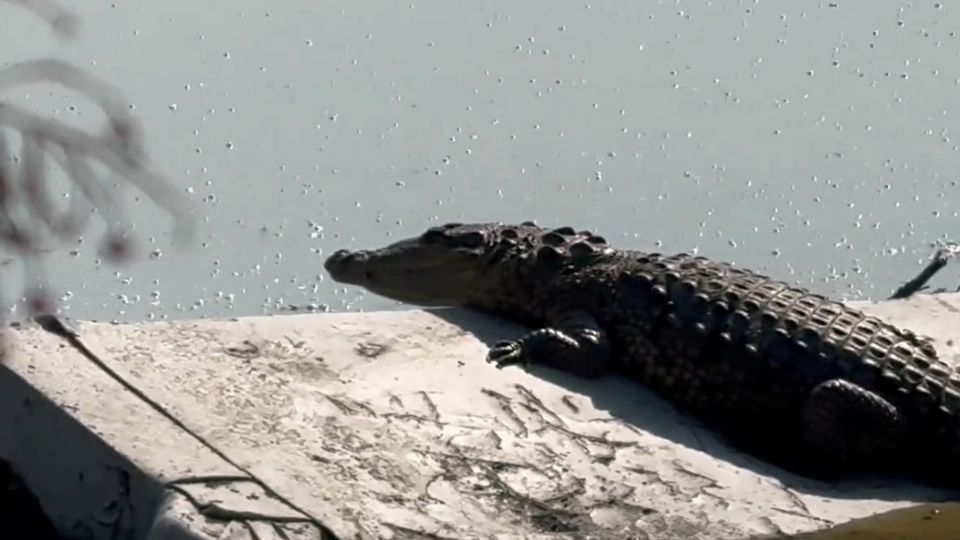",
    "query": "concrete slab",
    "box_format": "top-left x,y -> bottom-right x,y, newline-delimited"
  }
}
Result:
3,293 -> 960,539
